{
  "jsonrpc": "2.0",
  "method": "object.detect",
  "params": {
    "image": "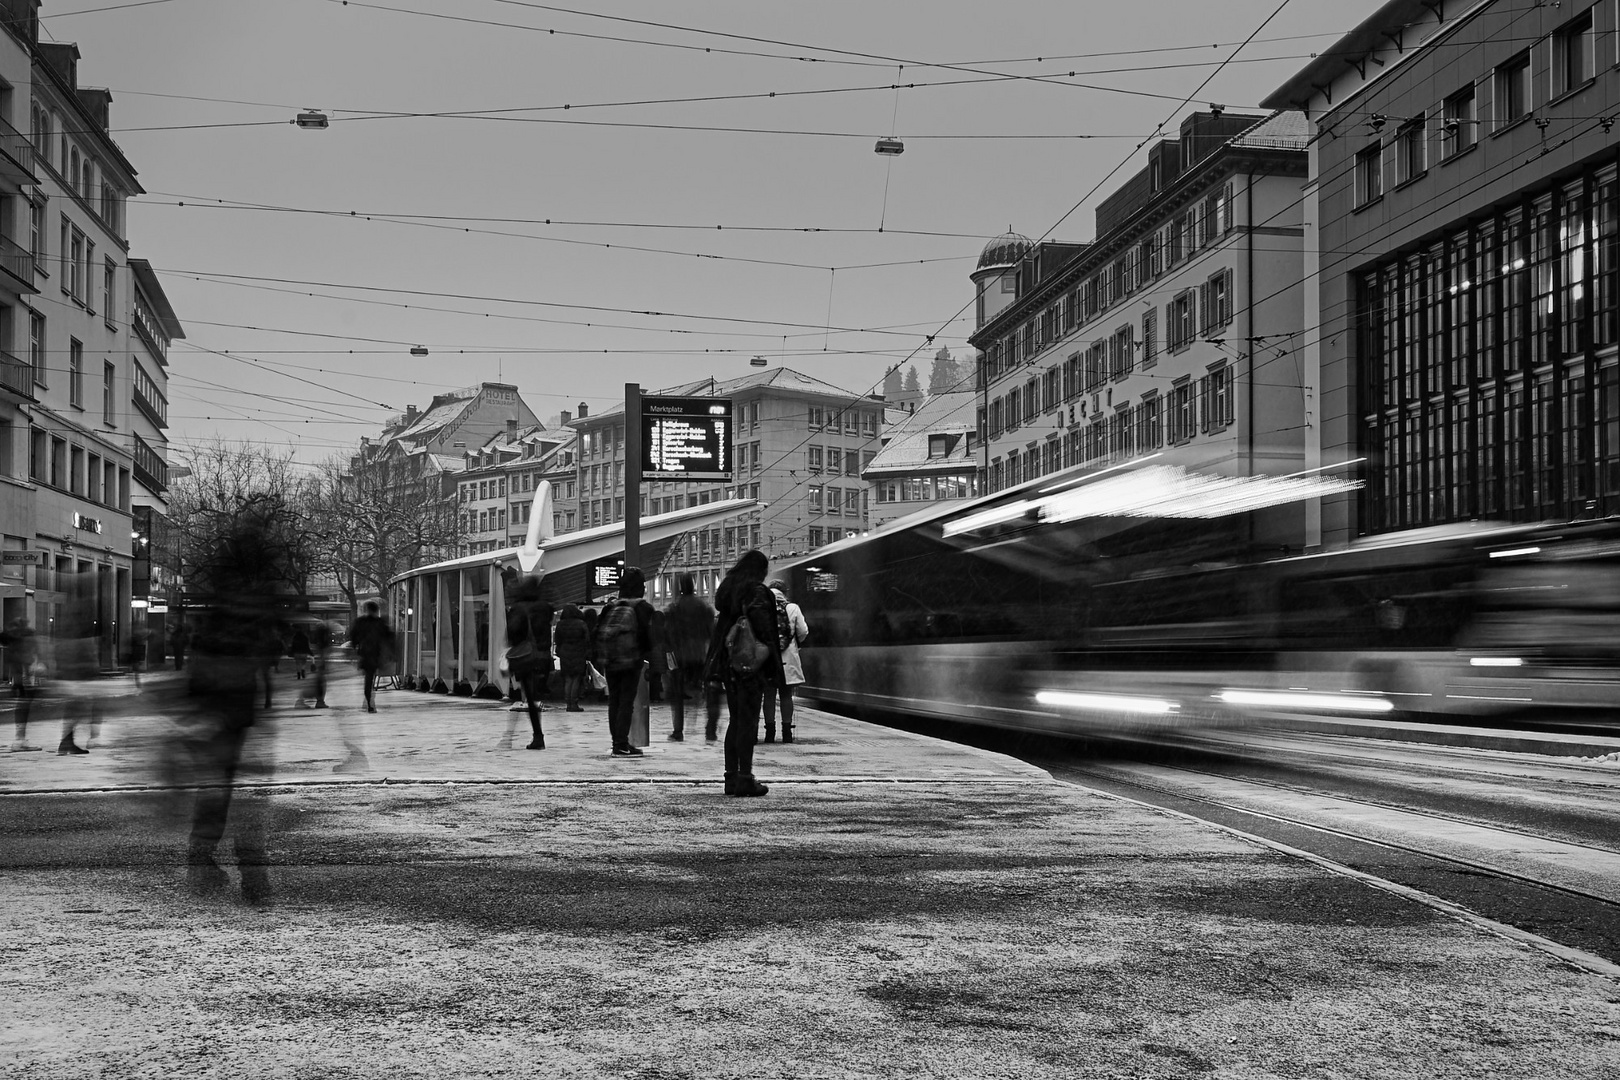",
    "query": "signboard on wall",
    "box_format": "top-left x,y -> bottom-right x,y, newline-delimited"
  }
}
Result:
2,551 -> 42,565
640,396 -> 733,482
